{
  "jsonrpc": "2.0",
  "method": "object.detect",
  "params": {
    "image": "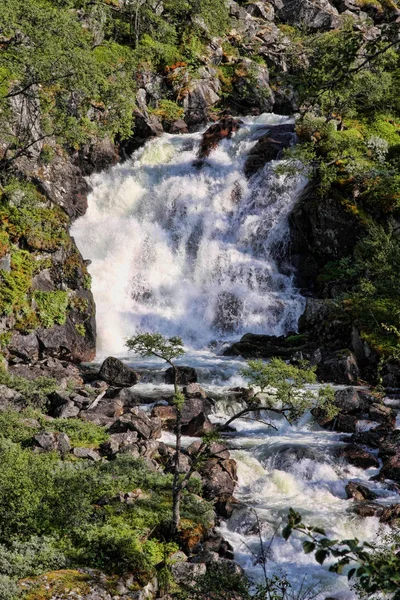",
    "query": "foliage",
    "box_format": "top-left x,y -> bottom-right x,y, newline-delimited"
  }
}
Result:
283,509 -> 400,599
0,367 -> 58,407
33,291 -> 69,328
240,358 -> 337,423
126,333 -> 185,364
150,99 -> 184,124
